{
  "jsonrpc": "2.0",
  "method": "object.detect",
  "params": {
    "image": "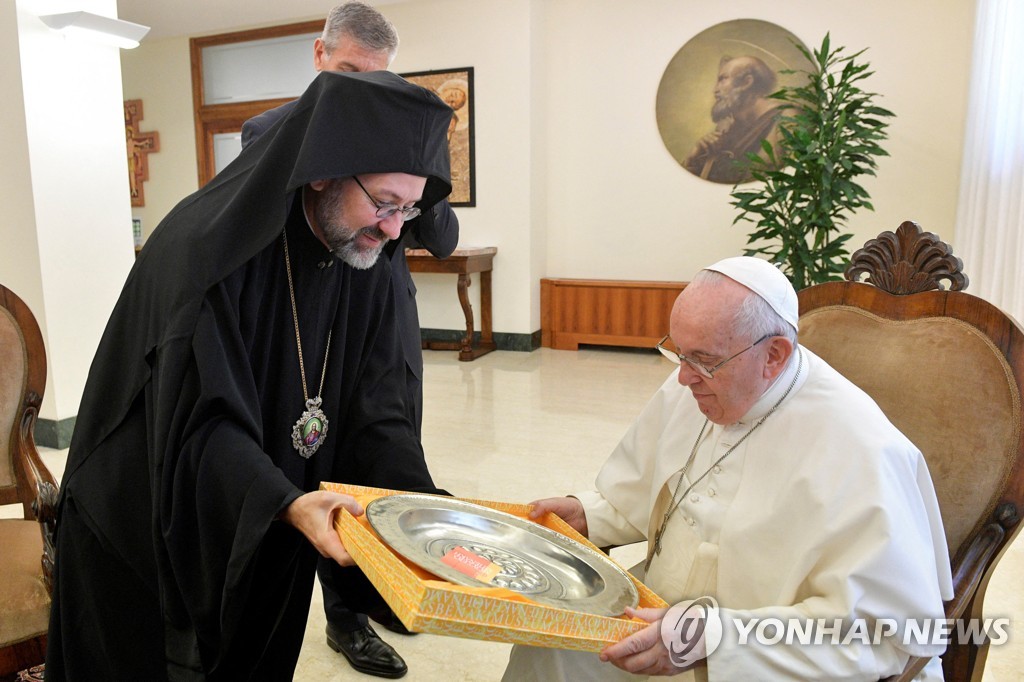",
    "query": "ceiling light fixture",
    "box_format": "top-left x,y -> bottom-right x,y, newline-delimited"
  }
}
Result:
39,11 -> 150,49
